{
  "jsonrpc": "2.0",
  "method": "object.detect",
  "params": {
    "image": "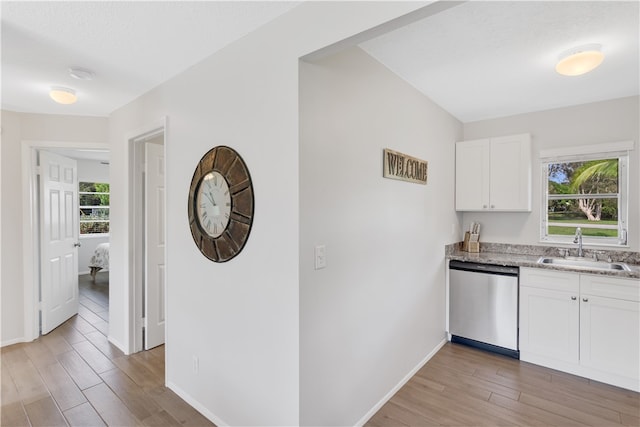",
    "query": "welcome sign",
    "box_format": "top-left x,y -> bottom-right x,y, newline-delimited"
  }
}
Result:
383,148 -> 428,185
